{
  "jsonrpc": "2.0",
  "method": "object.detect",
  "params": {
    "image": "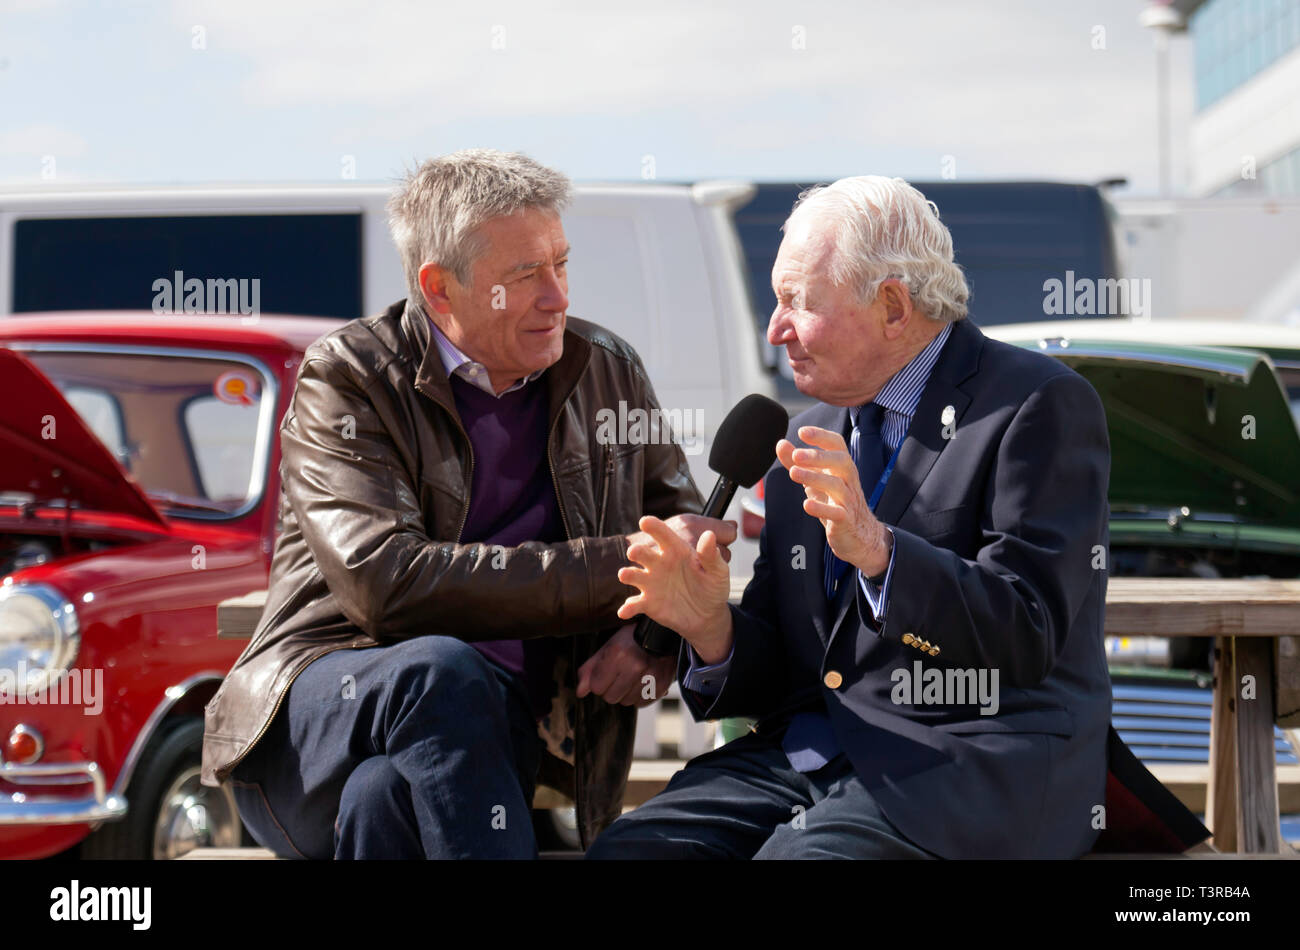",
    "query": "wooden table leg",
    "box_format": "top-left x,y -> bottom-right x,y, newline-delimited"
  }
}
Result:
1207,637 -> 1238,852
1233,636 -> 1282,853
